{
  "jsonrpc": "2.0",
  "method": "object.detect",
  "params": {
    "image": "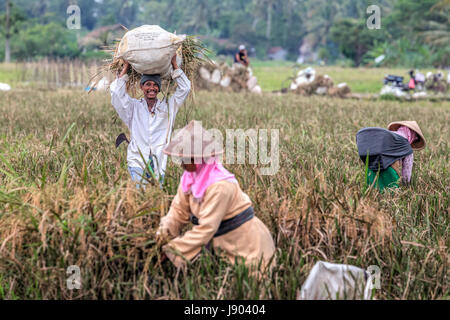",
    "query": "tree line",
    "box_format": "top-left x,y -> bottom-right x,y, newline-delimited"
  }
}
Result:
0,0 -> 448,67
